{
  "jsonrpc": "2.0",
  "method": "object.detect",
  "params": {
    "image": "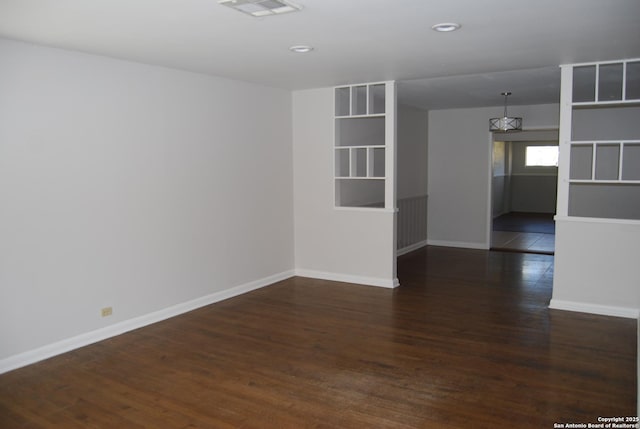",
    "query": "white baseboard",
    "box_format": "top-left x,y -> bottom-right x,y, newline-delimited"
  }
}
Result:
397,240 -> 428,256
295,269 -> 399,289
549,299 -> 639,319
427,239 -> 489,250
0,270 -> 295,375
